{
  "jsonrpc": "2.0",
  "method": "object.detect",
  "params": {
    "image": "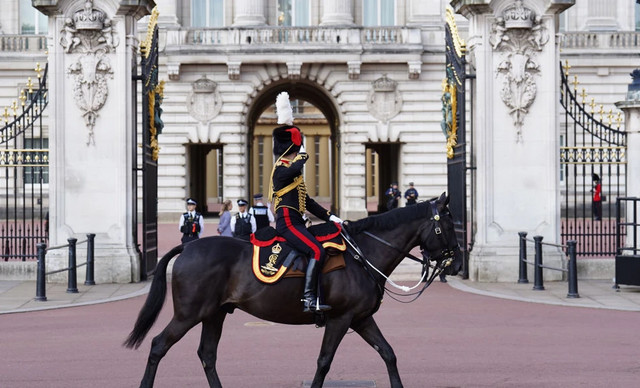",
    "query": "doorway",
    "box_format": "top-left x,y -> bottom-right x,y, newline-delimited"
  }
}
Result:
187,144 -> 223,216
364,143 -> 400,214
